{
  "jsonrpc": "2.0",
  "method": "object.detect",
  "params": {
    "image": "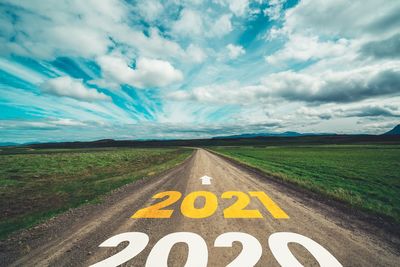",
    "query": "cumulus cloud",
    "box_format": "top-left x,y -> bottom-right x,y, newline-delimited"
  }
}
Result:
283,0 -> 400,38
259,0 -> 400,117
97,56 -> 183,89
186,44 -> 207,63
172,9 -> 232,38
41,76 -> 111,102
266,0 -> 400,68
264,0 -> 286,21
136,0 -> 163,22
167,82 -> 263,104
96,56 -> 135,87
296,107 -> 332,120
360,34 -> 400,59
0,0 -> 126,59
338,105 -> 400,118
169,62 -> 400,104
2,0 -> 400,141
213,0 -> 249,17
227,0 -> 249,17
172,9 -> 203,37
0,0 -> 189,63
209,14 -> 233,37
52,118 -> 88,126
297,103 -> 400,121
261,63 -> 400,103
266,35 -> 349,65
115,27 -> 185,60
226,44 -> 246,59
131,58 -> 183,88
